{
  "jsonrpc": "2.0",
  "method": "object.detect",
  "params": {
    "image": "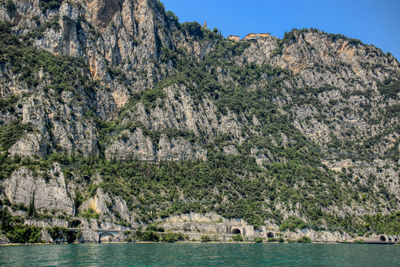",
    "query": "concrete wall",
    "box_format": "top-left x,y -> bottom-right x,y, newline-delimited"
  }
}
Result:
244,225 -> 254,237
